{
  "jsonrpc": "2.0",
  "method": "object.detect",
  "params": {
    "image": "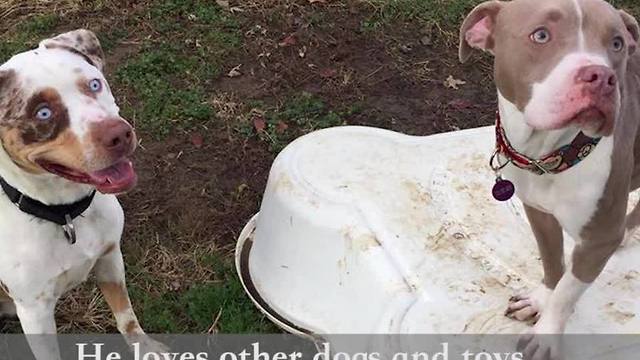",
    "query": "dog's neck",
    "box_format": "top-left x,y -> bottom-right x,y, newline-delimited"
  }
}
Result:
497,91 -> 582,159
0,145 -> 94,205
